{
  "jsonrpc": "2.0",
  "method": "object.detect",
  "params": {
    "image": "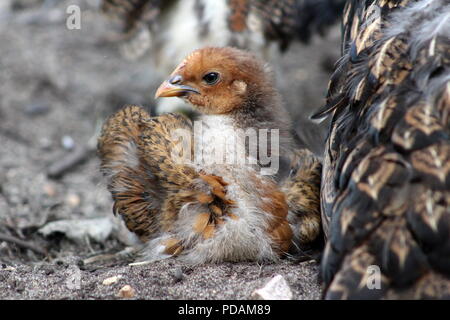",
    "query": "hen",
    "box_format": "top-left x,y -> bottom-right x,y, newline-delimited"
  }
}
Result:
98,47 -> 322,264
101,0 -> 345,115
312,0 -> 450,299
